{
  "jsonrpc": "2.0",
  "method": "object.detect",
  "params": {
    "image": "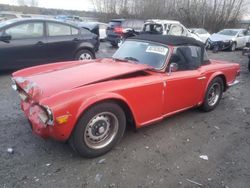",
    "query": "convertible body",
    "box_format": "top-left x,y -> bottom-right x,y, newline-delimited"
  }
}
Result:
12,35 -> 240,157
